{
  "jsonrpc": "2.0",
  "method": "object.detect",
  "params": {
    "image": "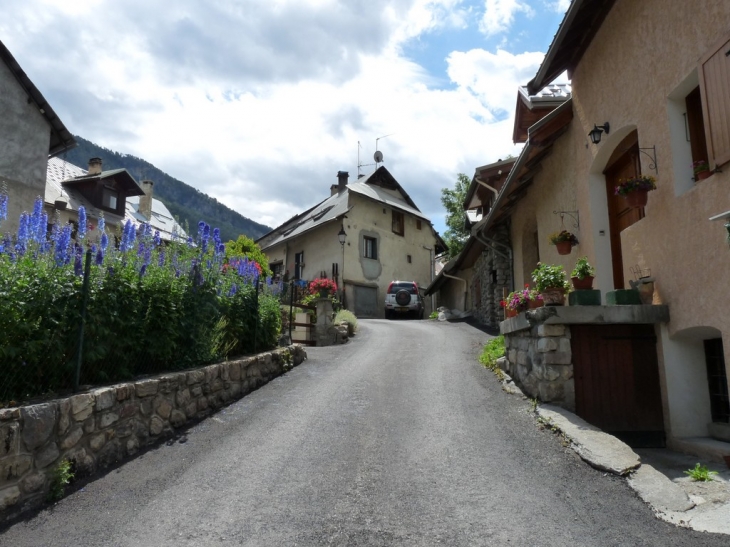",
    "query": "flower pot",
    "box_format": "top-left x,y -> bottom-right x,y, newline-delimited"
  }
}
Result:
540,287 -> 565,306
571,276 -> 594,290
555,241 -> 573,255
696,170 -> 712,181
637,280 -> 654,305
320,289 -> 330,299
529,298 -> 544,309
624,189 -> 649,208
506,308 -> 518,318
